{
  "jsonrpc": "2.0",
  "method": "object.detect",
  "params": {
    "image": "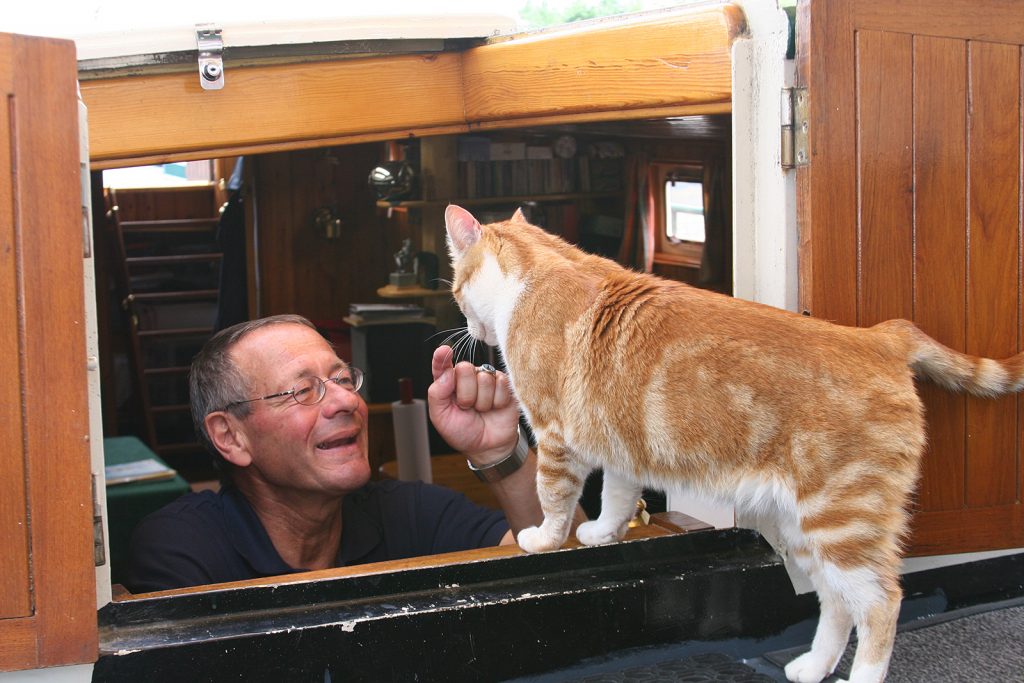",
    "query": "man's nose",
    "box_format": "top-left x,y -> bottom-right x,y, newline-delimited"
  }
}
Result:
320,378 -> 363,416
